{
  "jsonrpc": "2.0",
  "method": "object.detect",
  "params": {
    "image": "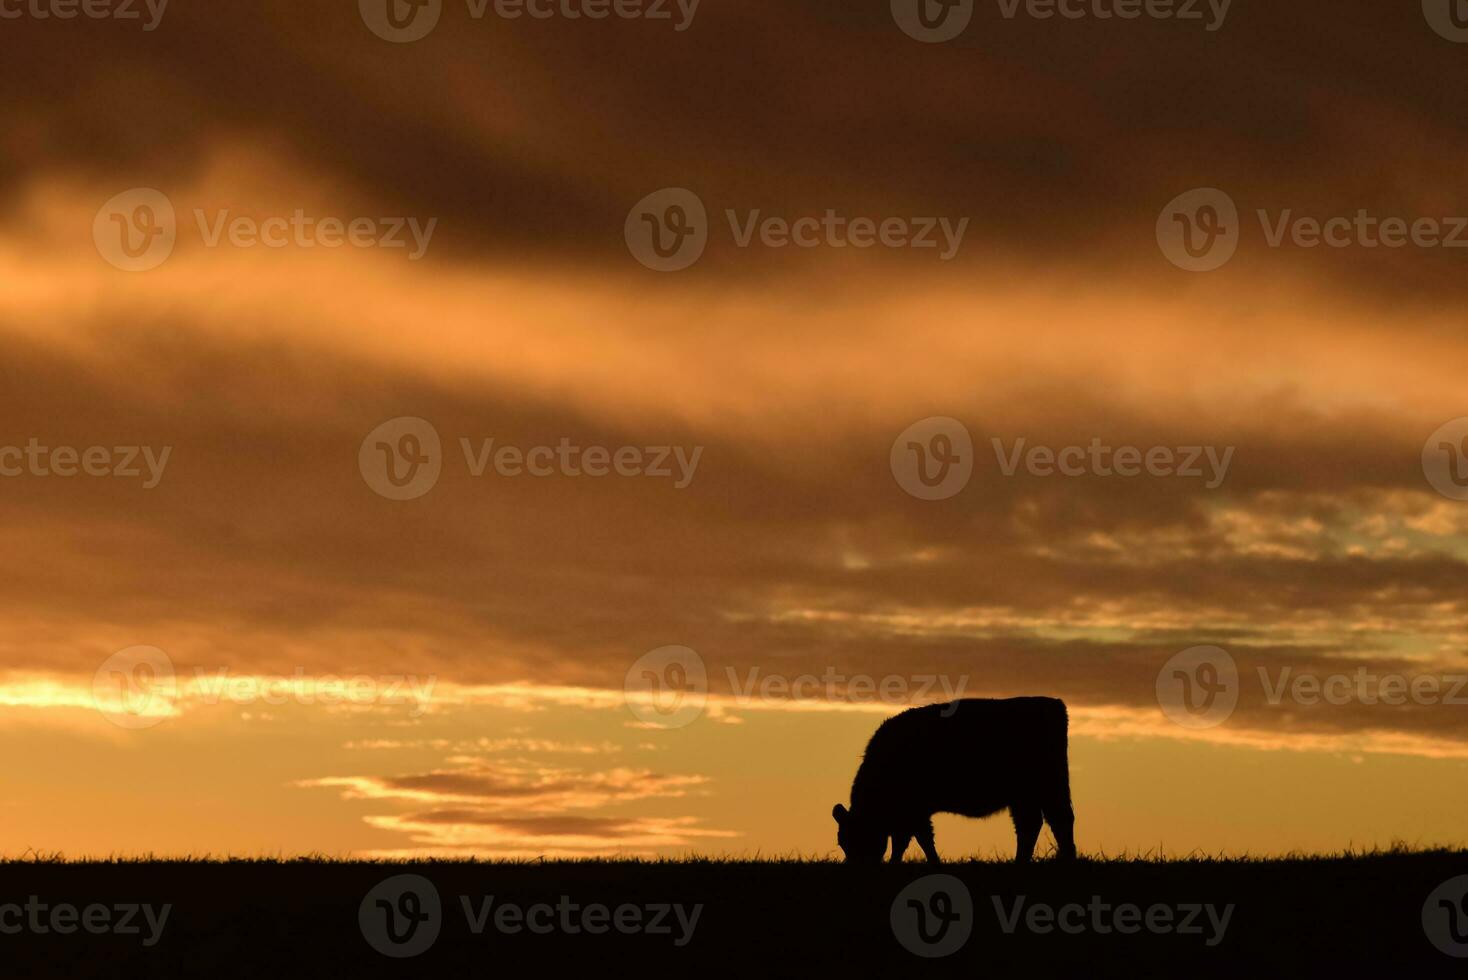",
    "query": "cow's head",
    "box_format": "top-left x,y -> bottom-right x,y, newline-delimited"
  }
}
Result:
831,803 -> 885,864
